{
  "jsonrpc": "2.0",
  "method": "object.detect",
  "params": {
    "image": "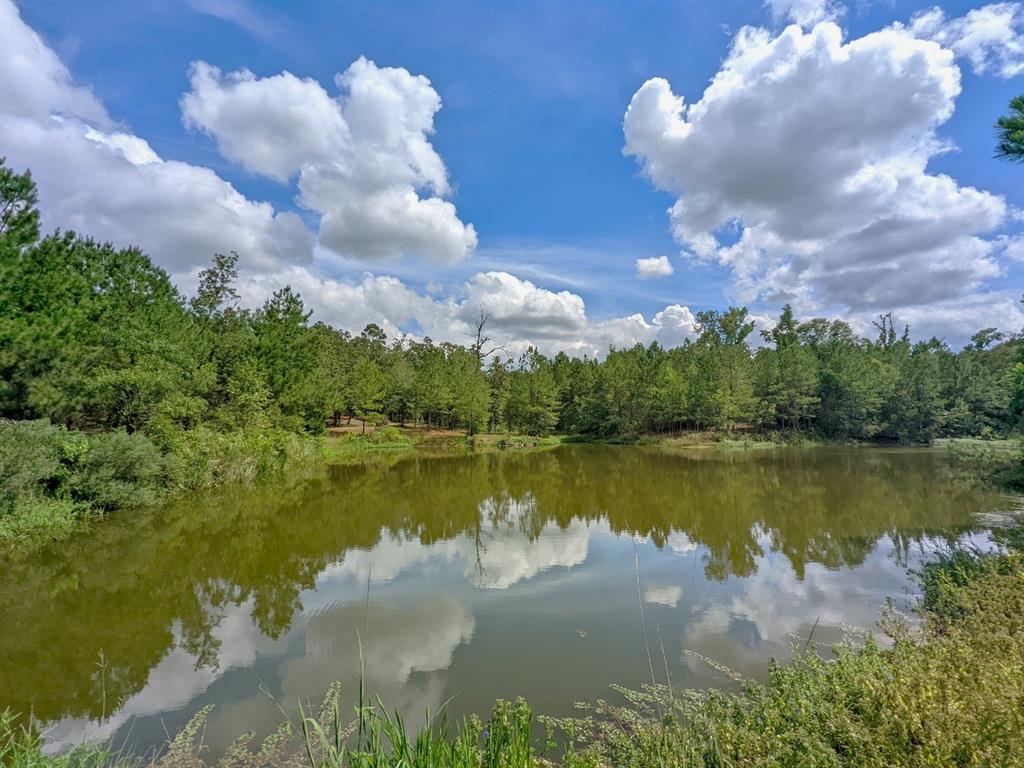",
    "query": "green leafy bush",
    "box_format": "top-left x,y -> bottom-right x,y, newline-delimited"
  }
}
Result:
0,497 -> 85,540
64,430 -> 167,510
0,420 -> 167,538
0,419 -> 80,505
164,425 -> 320,492
363,425 -> 407,444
